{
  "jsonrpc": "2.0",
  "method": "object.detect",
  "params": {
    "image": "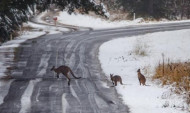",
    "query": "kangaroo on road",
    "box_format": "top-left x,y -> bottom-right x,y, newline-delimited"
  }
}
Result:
137,69 -> 146,86
110,74 -> 123,86
51,65 -> 81,85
